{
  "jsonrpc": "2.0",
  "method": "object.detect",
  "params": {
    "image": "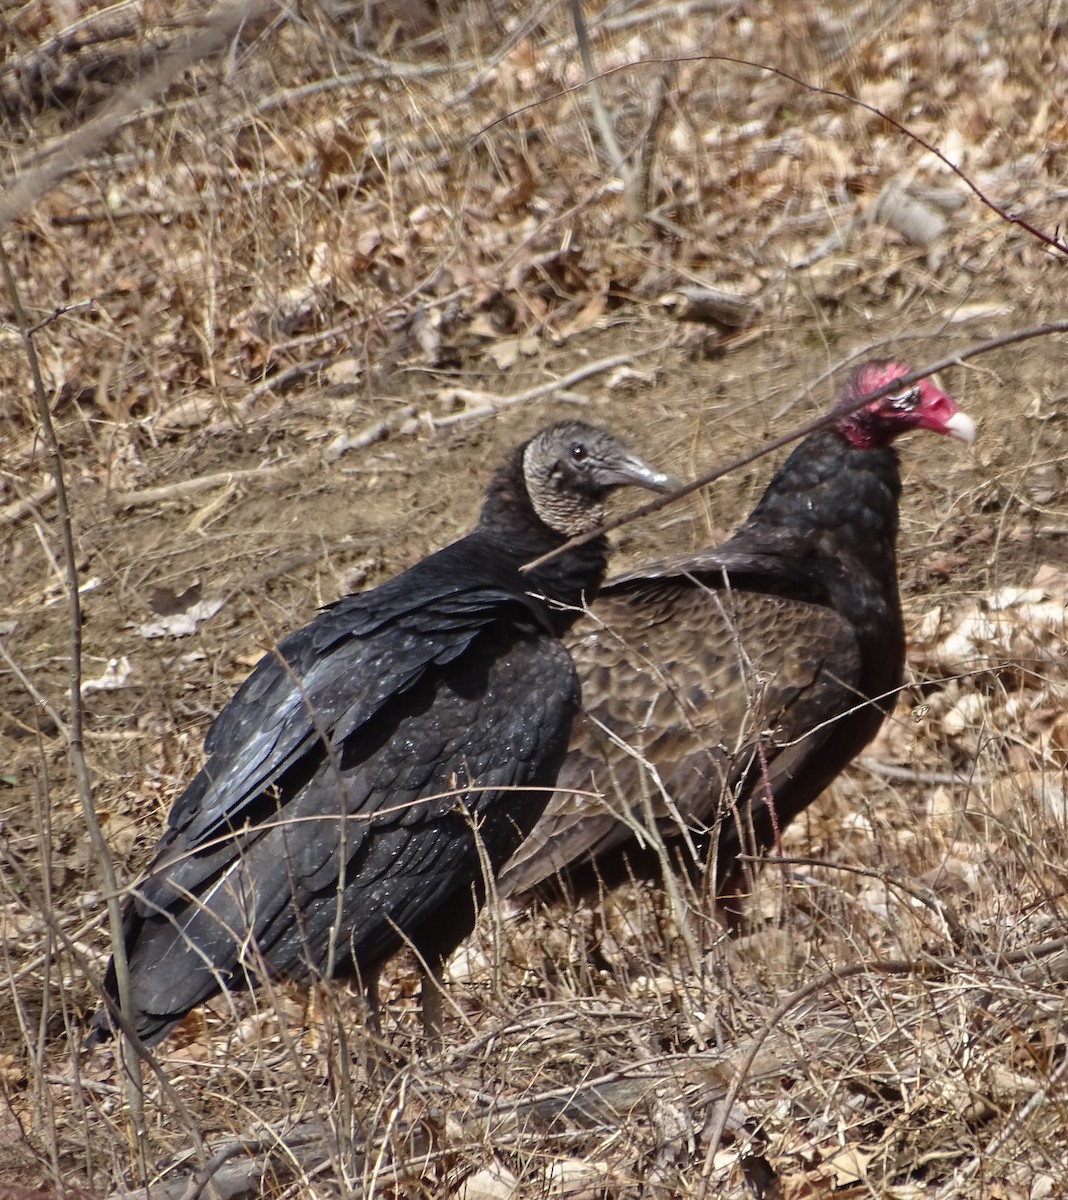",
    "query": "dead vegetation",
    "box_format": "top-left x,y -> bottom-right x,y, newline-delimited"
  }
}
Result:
2,0 -> 1068,1195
